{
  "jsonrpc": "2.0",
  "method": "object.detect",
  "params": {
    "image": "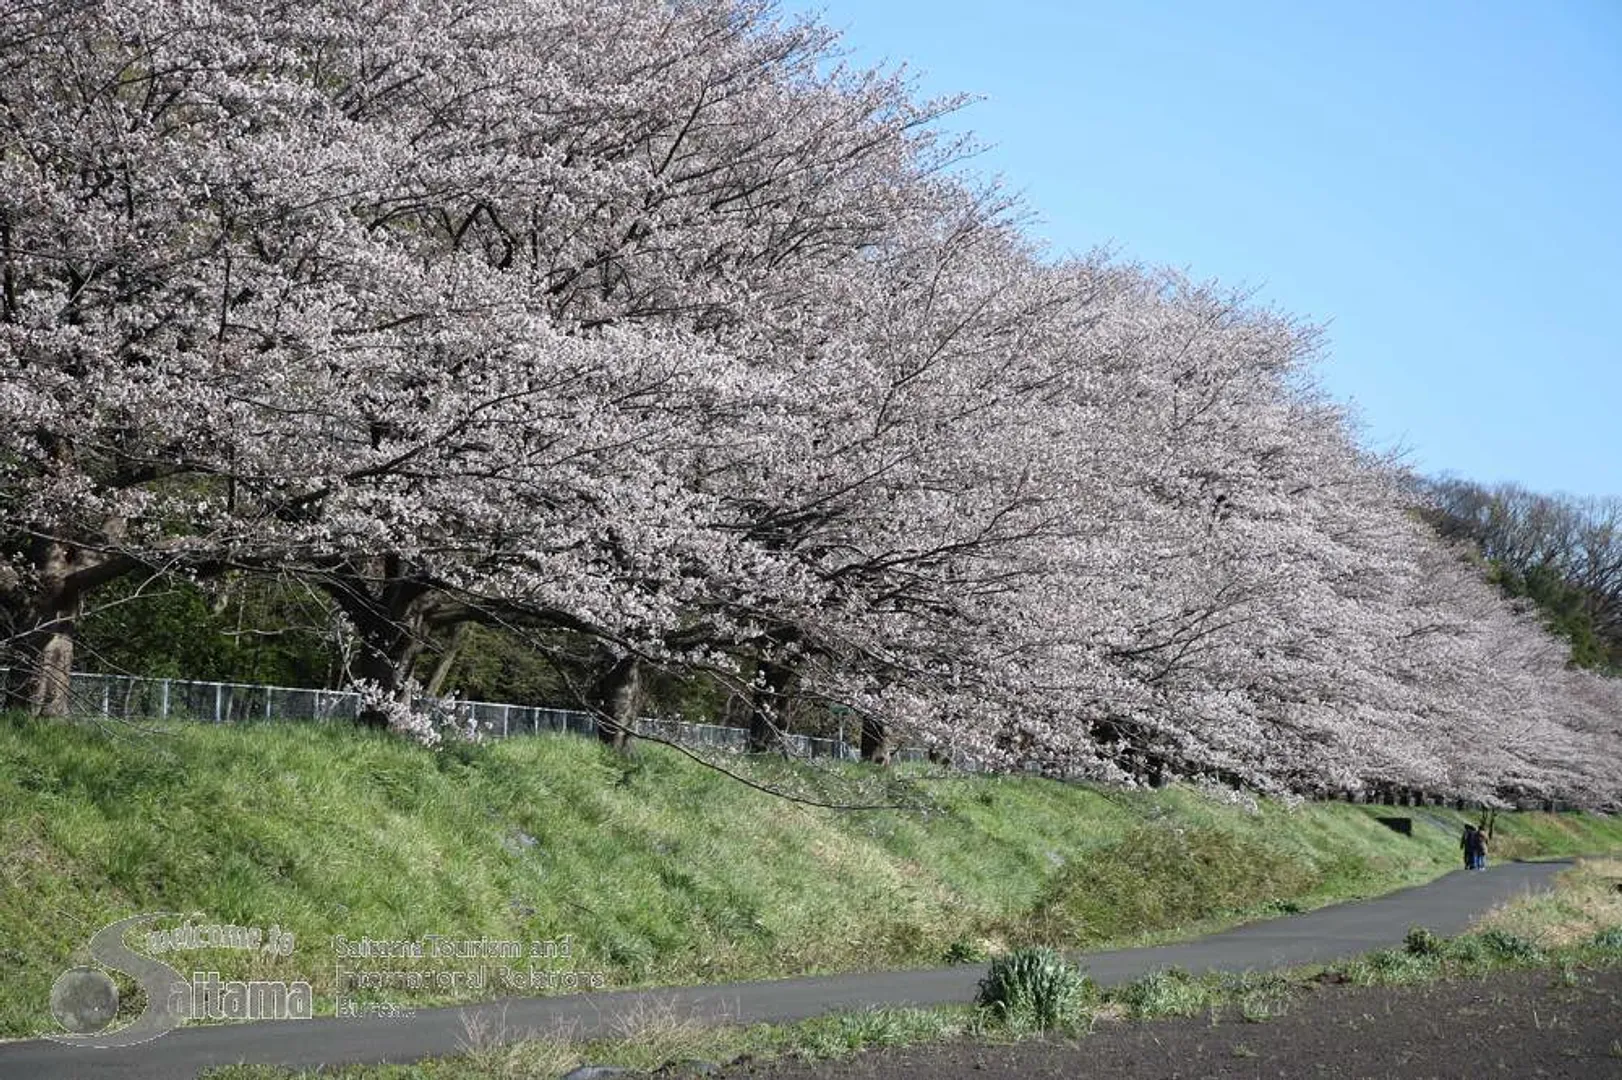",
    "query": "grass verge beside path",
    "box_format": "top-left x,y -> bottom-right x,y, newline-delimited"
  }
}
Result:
200,858 -> 1622,1080
3,713 -> 1621,1040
